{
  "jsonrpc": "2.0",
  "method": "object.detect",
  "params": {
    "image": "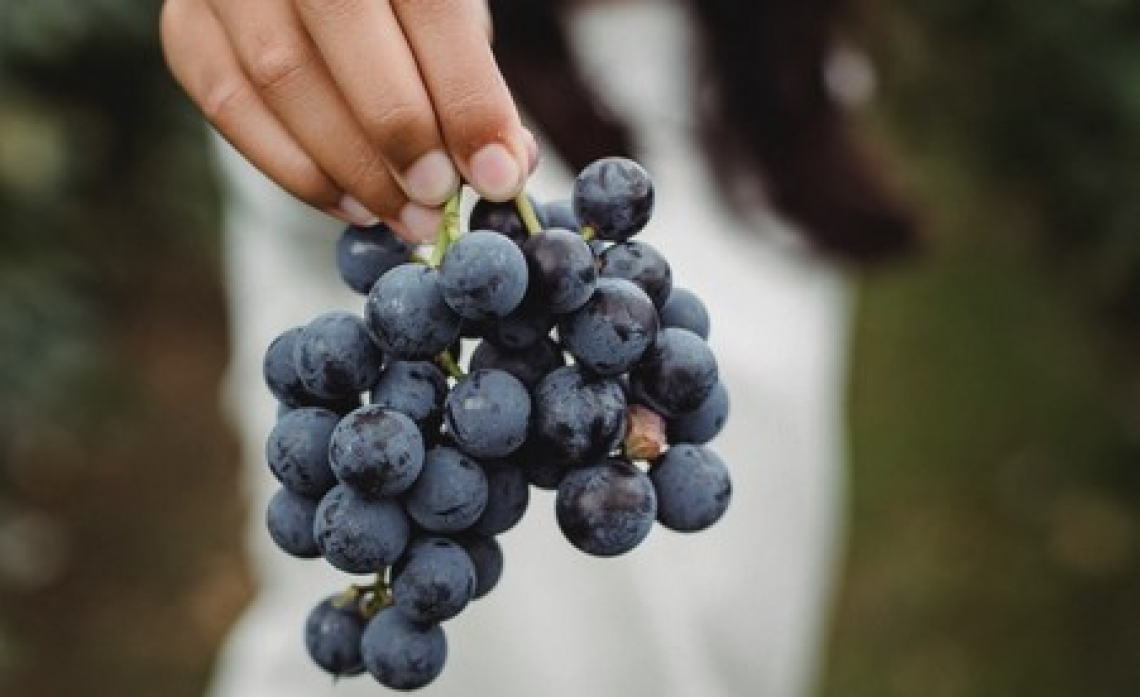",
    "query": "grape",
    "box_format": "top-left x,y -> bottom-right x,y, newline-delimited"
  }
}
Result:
293,311 -> 383,399
458,535 -> 503,599
630,327 -> 718,417
392,537 -> 477,624
305,595 -> 368,677
336,223 -> 411,295
403,446 -> 489,533
650,444 -> 732,532
360,607 -> 447,691
468,196 -> 534,245
521,228 -> 597,313
329,405 -> 424,498
266,487 -> 320,559
260,155 -> 736,690
559,277 -> 658,376
513,437 -> 569,490
368,360 -> 448,427
266,407 -> 339,498
263,327 -> 333,409
469,337 -> 565,390
365,263 -> 462,361
667,380 -> 729,445
444,369 -> 531,459
572,156 -> 654,242
314,484 -> 410,574
598,240 -> 673,309
481,295 -> 555,350
556,458 -> 657,556
538,198 -> 579,231
468,459 -> 530,536
659,286 -> 710,339
530,365 -> 627,467
439,230 -> 529,320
